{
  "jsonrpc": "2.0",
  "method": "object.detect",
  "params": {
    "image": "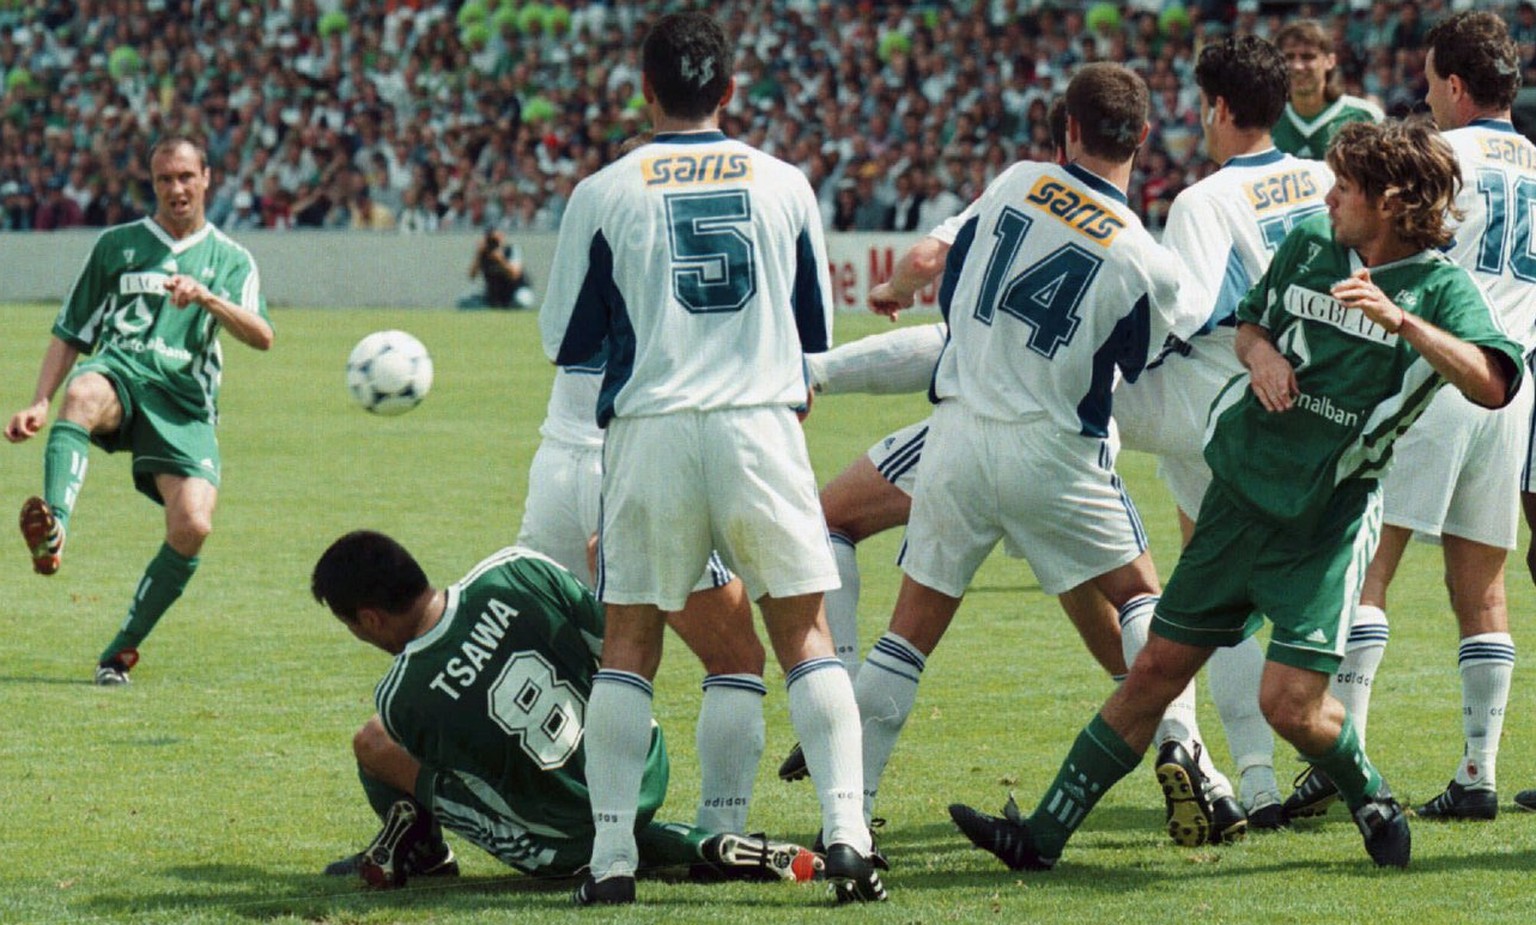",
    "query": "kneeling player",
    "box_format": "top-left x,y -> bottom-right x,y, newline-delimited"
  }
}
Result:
312,531 -> 818,895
